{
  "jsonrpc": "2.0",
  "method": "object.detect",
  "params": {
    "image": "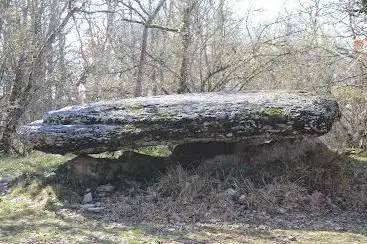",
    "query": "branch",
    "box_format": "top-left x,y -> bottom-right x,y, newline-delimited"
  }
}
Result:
133,0 -> 149,16
120,18 -> 179,32
36,2 -> 81,63
78,10 -> 116,14
203,64 -> 231,84
77,9 -> 179,32
146,51 -> 179,77
146,0 -> 166,25
118,1 -> 147,22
